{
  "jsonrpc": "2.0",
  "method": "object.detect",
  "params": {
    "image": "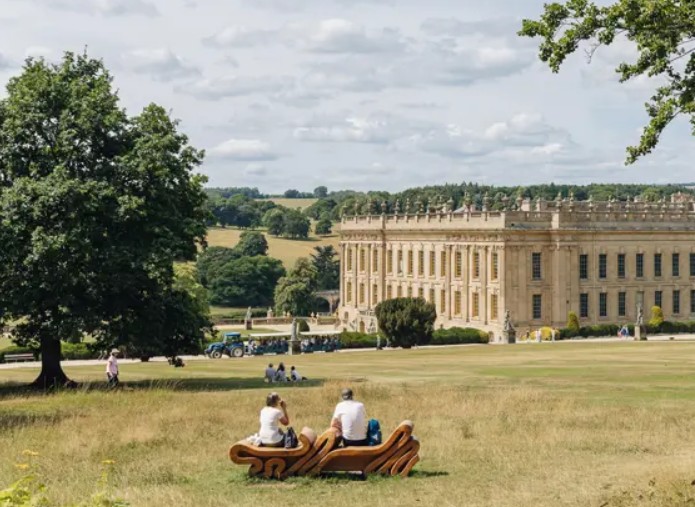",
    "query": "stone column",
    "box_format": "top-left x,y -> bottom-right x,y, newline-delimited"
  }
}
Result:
446,244 -> 453,320
481,246 -> 488,325
464,245 -> 470,322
